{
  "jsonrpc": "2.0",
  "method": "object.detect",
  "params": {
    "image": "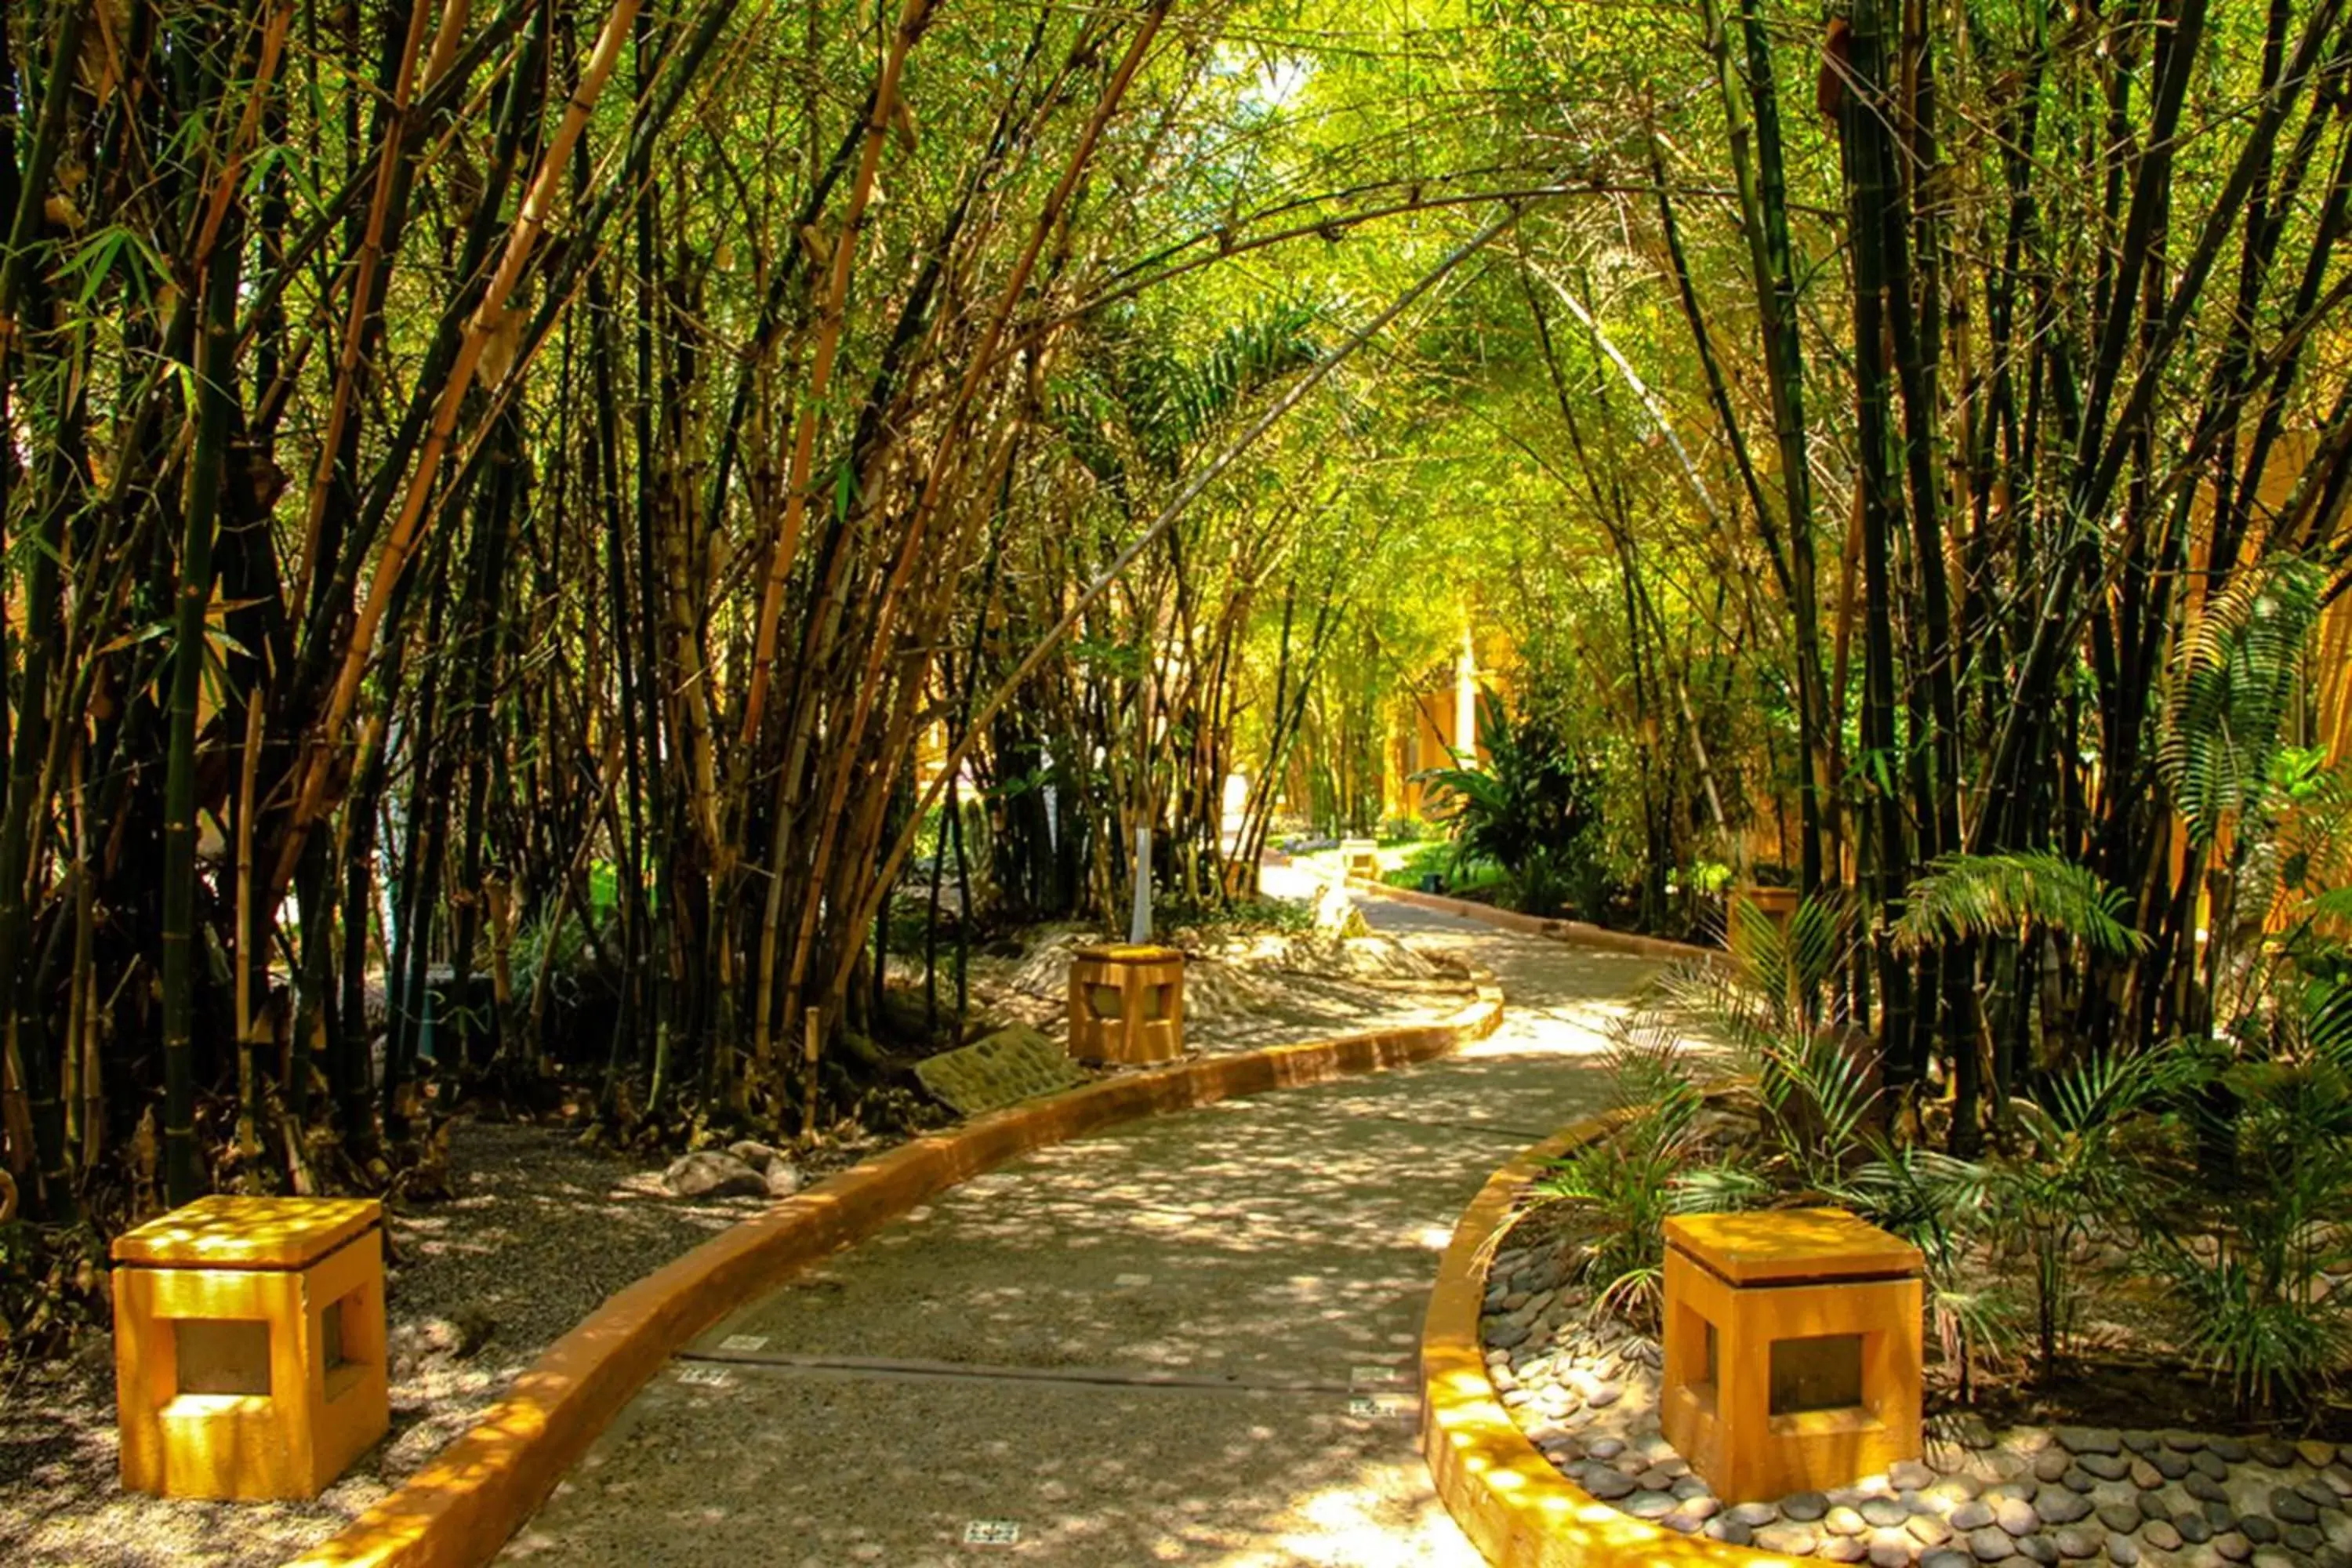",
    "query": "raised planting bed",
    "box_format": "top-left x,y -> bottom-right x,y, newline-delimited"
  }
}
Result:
1479,1221 -> 2352,1567
1421,866 -> 2352,1568
1432,1098 -> 2352,1568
